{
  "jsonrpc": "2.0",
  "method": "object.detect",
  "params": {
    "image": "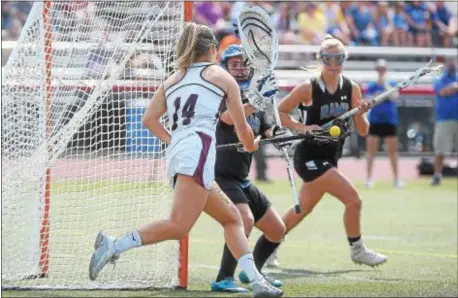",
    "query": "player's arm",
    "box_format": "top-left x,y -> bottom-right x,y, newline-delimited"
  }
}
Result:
222,71 -> 258,152
435,79 -> 458,96
278,80 -> 319,133
220,103 -> 257,125
142,84 -> 172,144
351,81 -> 370,137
